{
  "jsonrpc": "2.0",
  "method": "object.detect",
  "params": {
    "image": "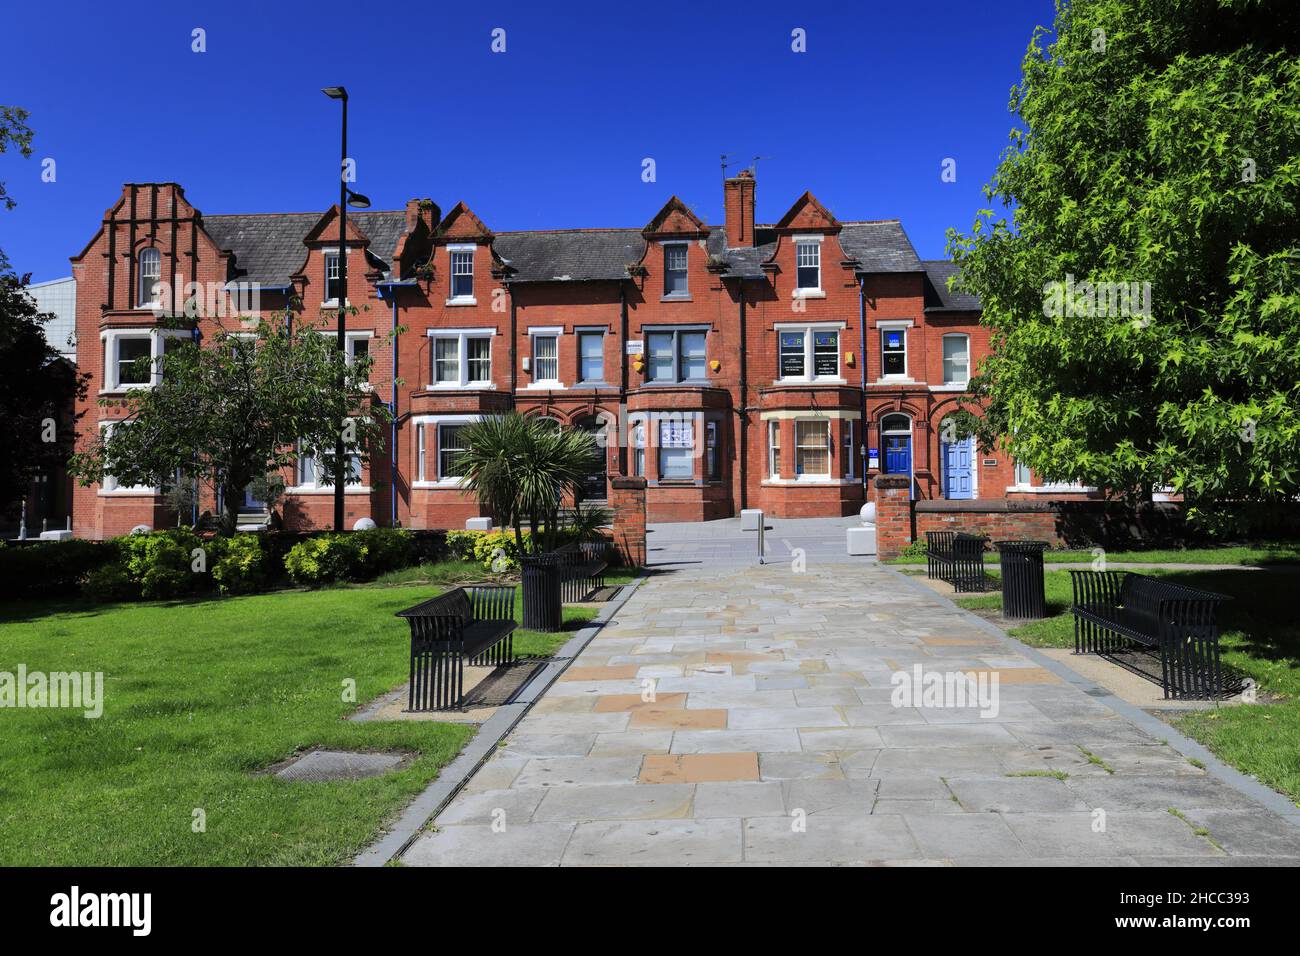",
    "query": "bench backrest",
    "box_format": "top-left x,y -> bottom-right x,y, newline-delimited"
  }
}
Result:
1121,574 -> 1228,628
396,585 -> 516,638
926,531 -> 956,553
953,534 -> 988,559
